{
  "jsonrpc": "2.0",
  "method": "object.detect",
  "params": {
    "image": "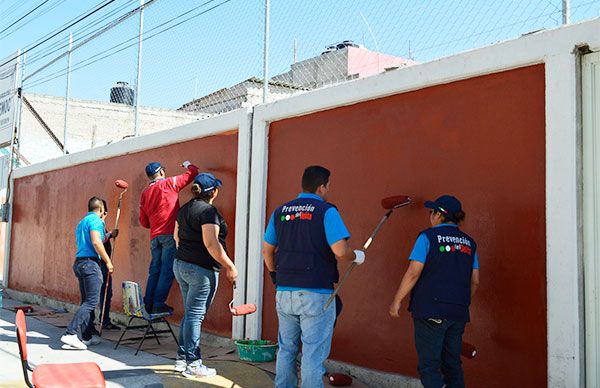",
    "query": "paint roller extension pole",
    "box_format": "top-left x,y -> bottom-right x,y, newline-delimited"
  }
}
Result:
323,211 -> 392,310
99,180 -> 128,335
323,196 -> 411,310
